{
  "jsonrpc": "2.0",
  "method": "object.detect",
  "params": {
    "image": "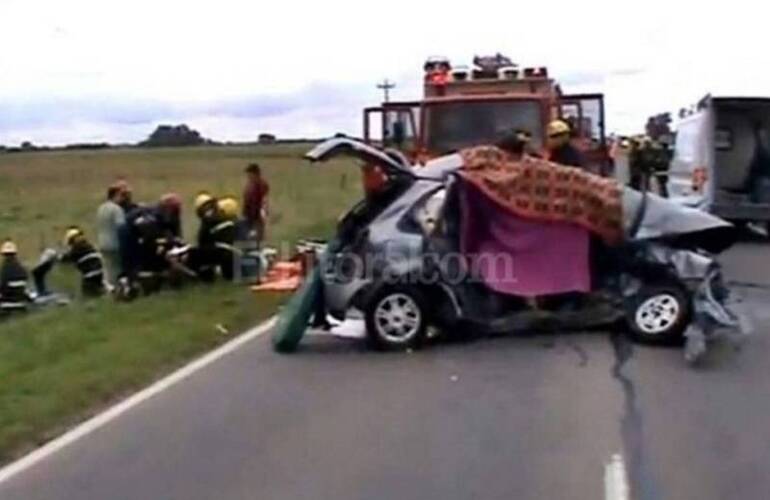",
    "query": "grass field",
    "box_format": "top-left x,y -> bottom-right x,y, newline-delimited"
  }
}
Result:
0,144 -> 361,463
